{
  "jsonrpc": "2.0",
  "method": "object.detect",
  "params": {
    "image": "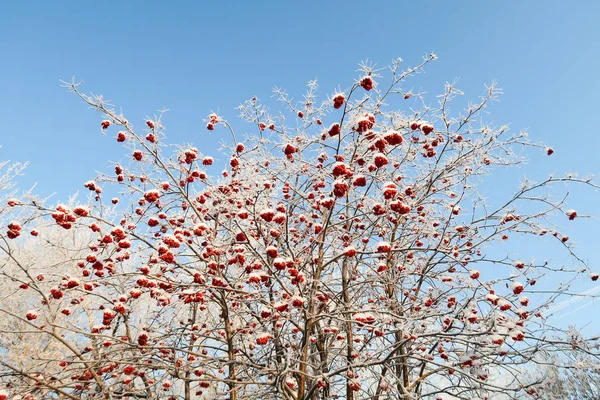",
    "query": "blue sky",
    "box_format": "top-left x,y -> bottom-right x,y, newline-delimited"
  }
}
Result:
0,1 -> 597,195
1,1 -> 599,329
